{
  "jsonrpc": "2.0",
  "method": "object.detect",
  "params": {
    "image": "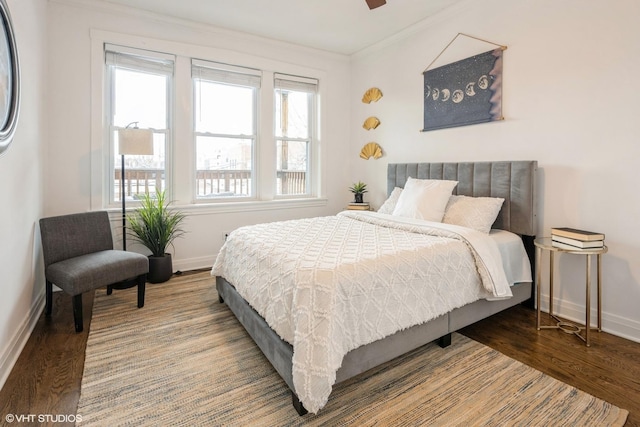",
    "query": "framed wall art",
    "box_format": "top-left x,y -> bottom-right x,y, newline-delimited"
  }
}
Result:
0,0 -> 20,156
422,47 -> 503,132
